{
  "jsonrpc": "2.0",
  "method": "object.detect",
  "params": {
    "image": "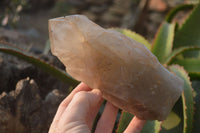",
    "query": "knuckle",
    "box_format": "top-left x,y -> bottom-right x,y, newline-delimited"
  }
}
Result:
73,91 -> 88,101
